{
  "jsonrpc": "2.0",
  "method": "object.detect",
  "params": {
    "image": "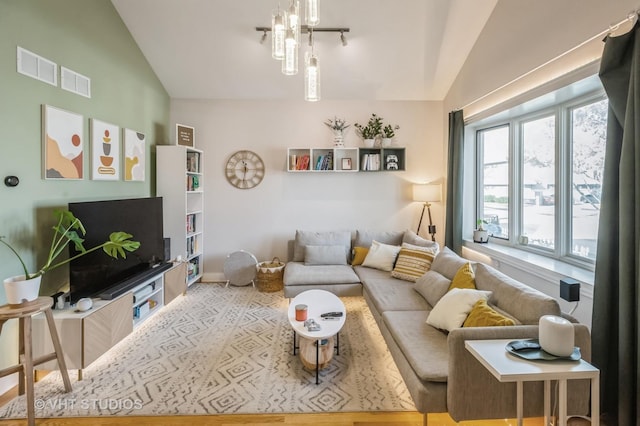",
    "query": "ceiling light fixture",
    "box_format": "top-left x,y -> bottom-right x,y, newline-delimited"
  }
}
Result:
257,1 -> 349,101
305,29 -> 320,102
271,7 -> 285,59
